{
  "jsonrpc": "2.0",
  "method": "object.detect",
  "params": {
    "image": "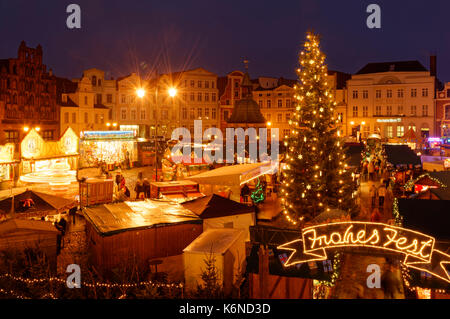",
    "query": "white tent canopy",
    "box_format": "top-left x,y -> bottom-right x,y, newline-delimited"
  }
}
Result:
186,162 -> 276,186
